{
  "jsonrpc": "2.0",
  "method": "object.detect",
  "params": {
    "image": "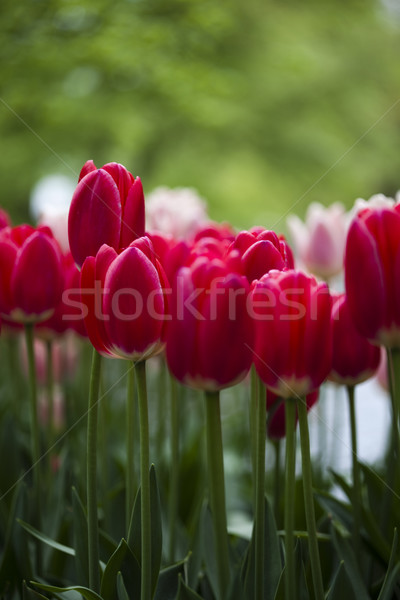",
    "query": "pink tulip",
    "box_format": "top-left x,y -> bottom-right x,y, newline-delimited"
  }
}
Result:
345,205 -> 400,347
146,186 -> 208,240
0,225 -> 64,323
287,202 -> 347,280
68,161 -> 145,268
252,269 -> 332,398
